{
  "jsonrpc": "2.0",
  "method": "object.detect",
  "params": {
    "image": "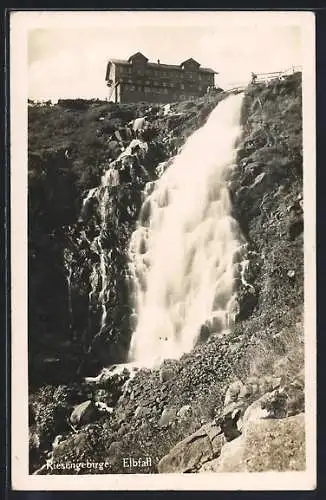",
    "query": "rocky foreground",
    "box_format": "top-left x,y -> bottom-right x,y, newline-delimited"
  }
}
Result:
29,73 -> 304,474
